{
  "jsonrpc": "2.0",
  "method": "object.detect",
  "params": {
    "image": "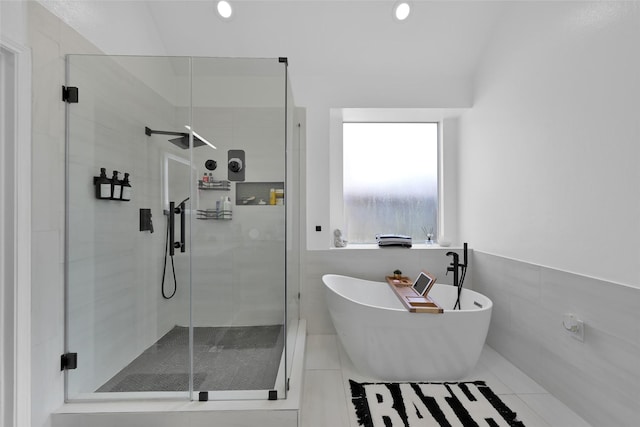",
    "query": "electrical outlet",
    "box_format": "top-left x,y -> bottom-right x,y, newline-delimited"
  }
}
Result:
563,313 -> 584,342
